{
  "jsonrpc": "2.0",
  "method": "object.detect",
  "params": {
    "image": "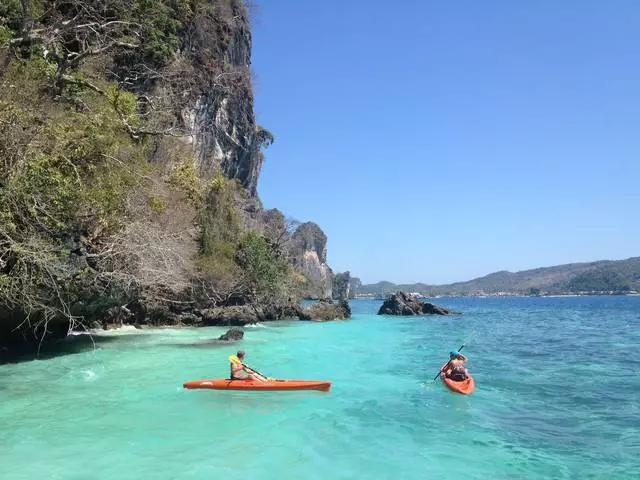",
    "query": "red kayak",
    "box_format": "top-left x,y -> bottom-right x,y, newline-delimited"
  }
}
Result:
183,379 -> 331,392
440,363 -> 475,395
